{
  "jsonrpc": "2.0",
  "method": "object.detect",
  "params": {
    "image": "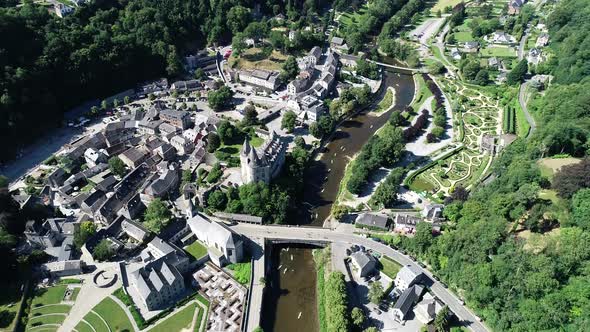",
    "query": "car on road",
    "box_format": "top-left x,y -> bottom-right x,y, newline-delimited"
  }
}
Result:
371,237 -> 382,243
378,302 -> 389,311
373,308 -> 382,315
418,262 -> 425,268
